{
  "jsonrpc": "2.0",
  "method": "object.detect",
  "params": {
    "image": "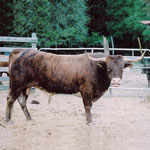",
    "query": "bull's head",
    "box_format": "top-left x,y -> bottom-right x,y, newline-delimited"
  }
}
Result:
86,51 -> 146,87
